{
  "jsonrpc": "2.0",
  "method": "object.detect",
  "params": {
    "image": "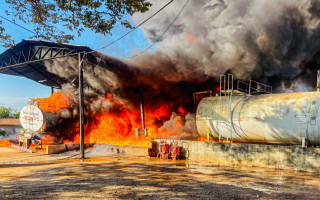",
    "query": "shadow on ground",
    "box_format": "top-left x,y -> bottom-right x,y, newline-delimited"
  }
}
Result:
0,160 -> 319,199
